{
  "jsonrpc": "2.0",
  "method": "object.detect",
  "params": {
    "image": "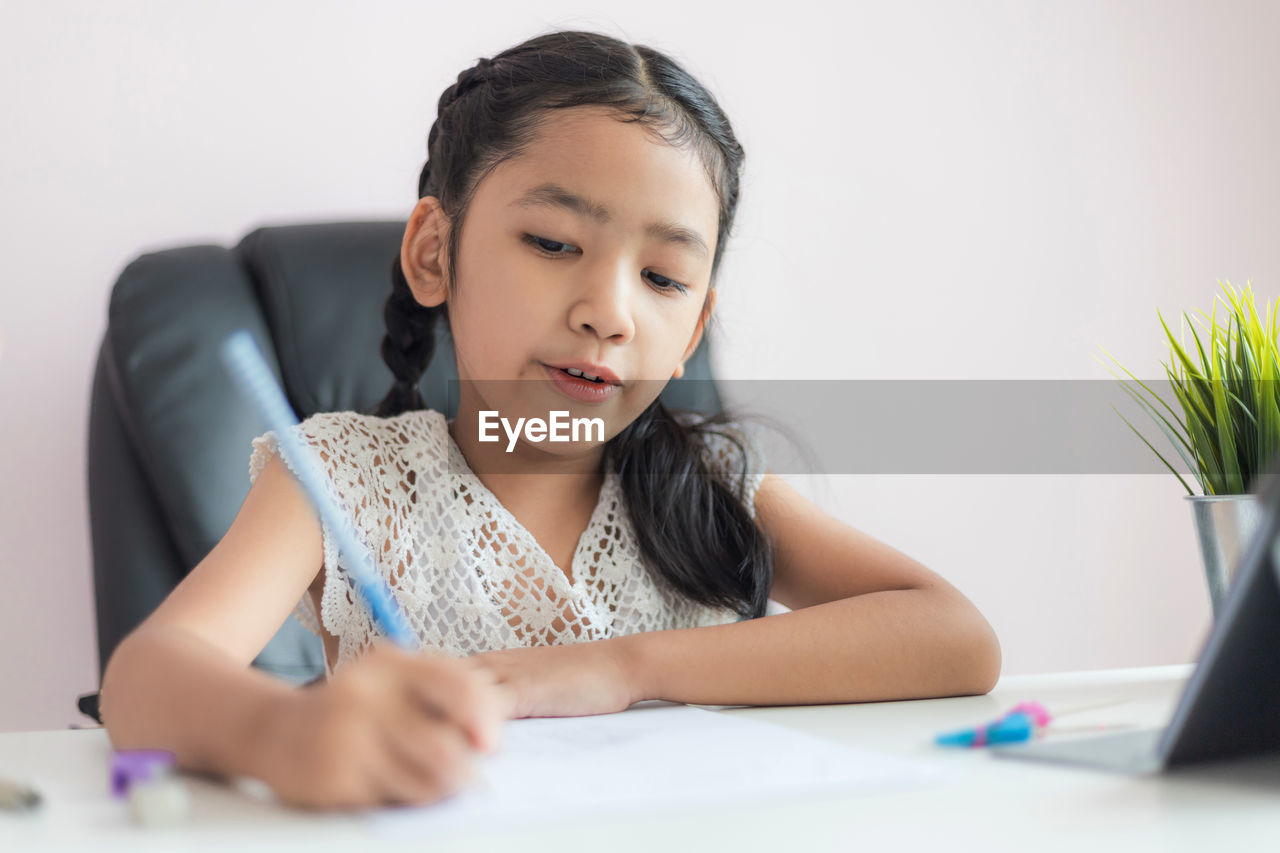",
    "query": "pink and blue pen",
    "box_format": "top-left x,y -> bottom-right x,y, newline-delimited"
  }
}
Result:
218,329 -> 418,649
935,701 -> 1051,747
